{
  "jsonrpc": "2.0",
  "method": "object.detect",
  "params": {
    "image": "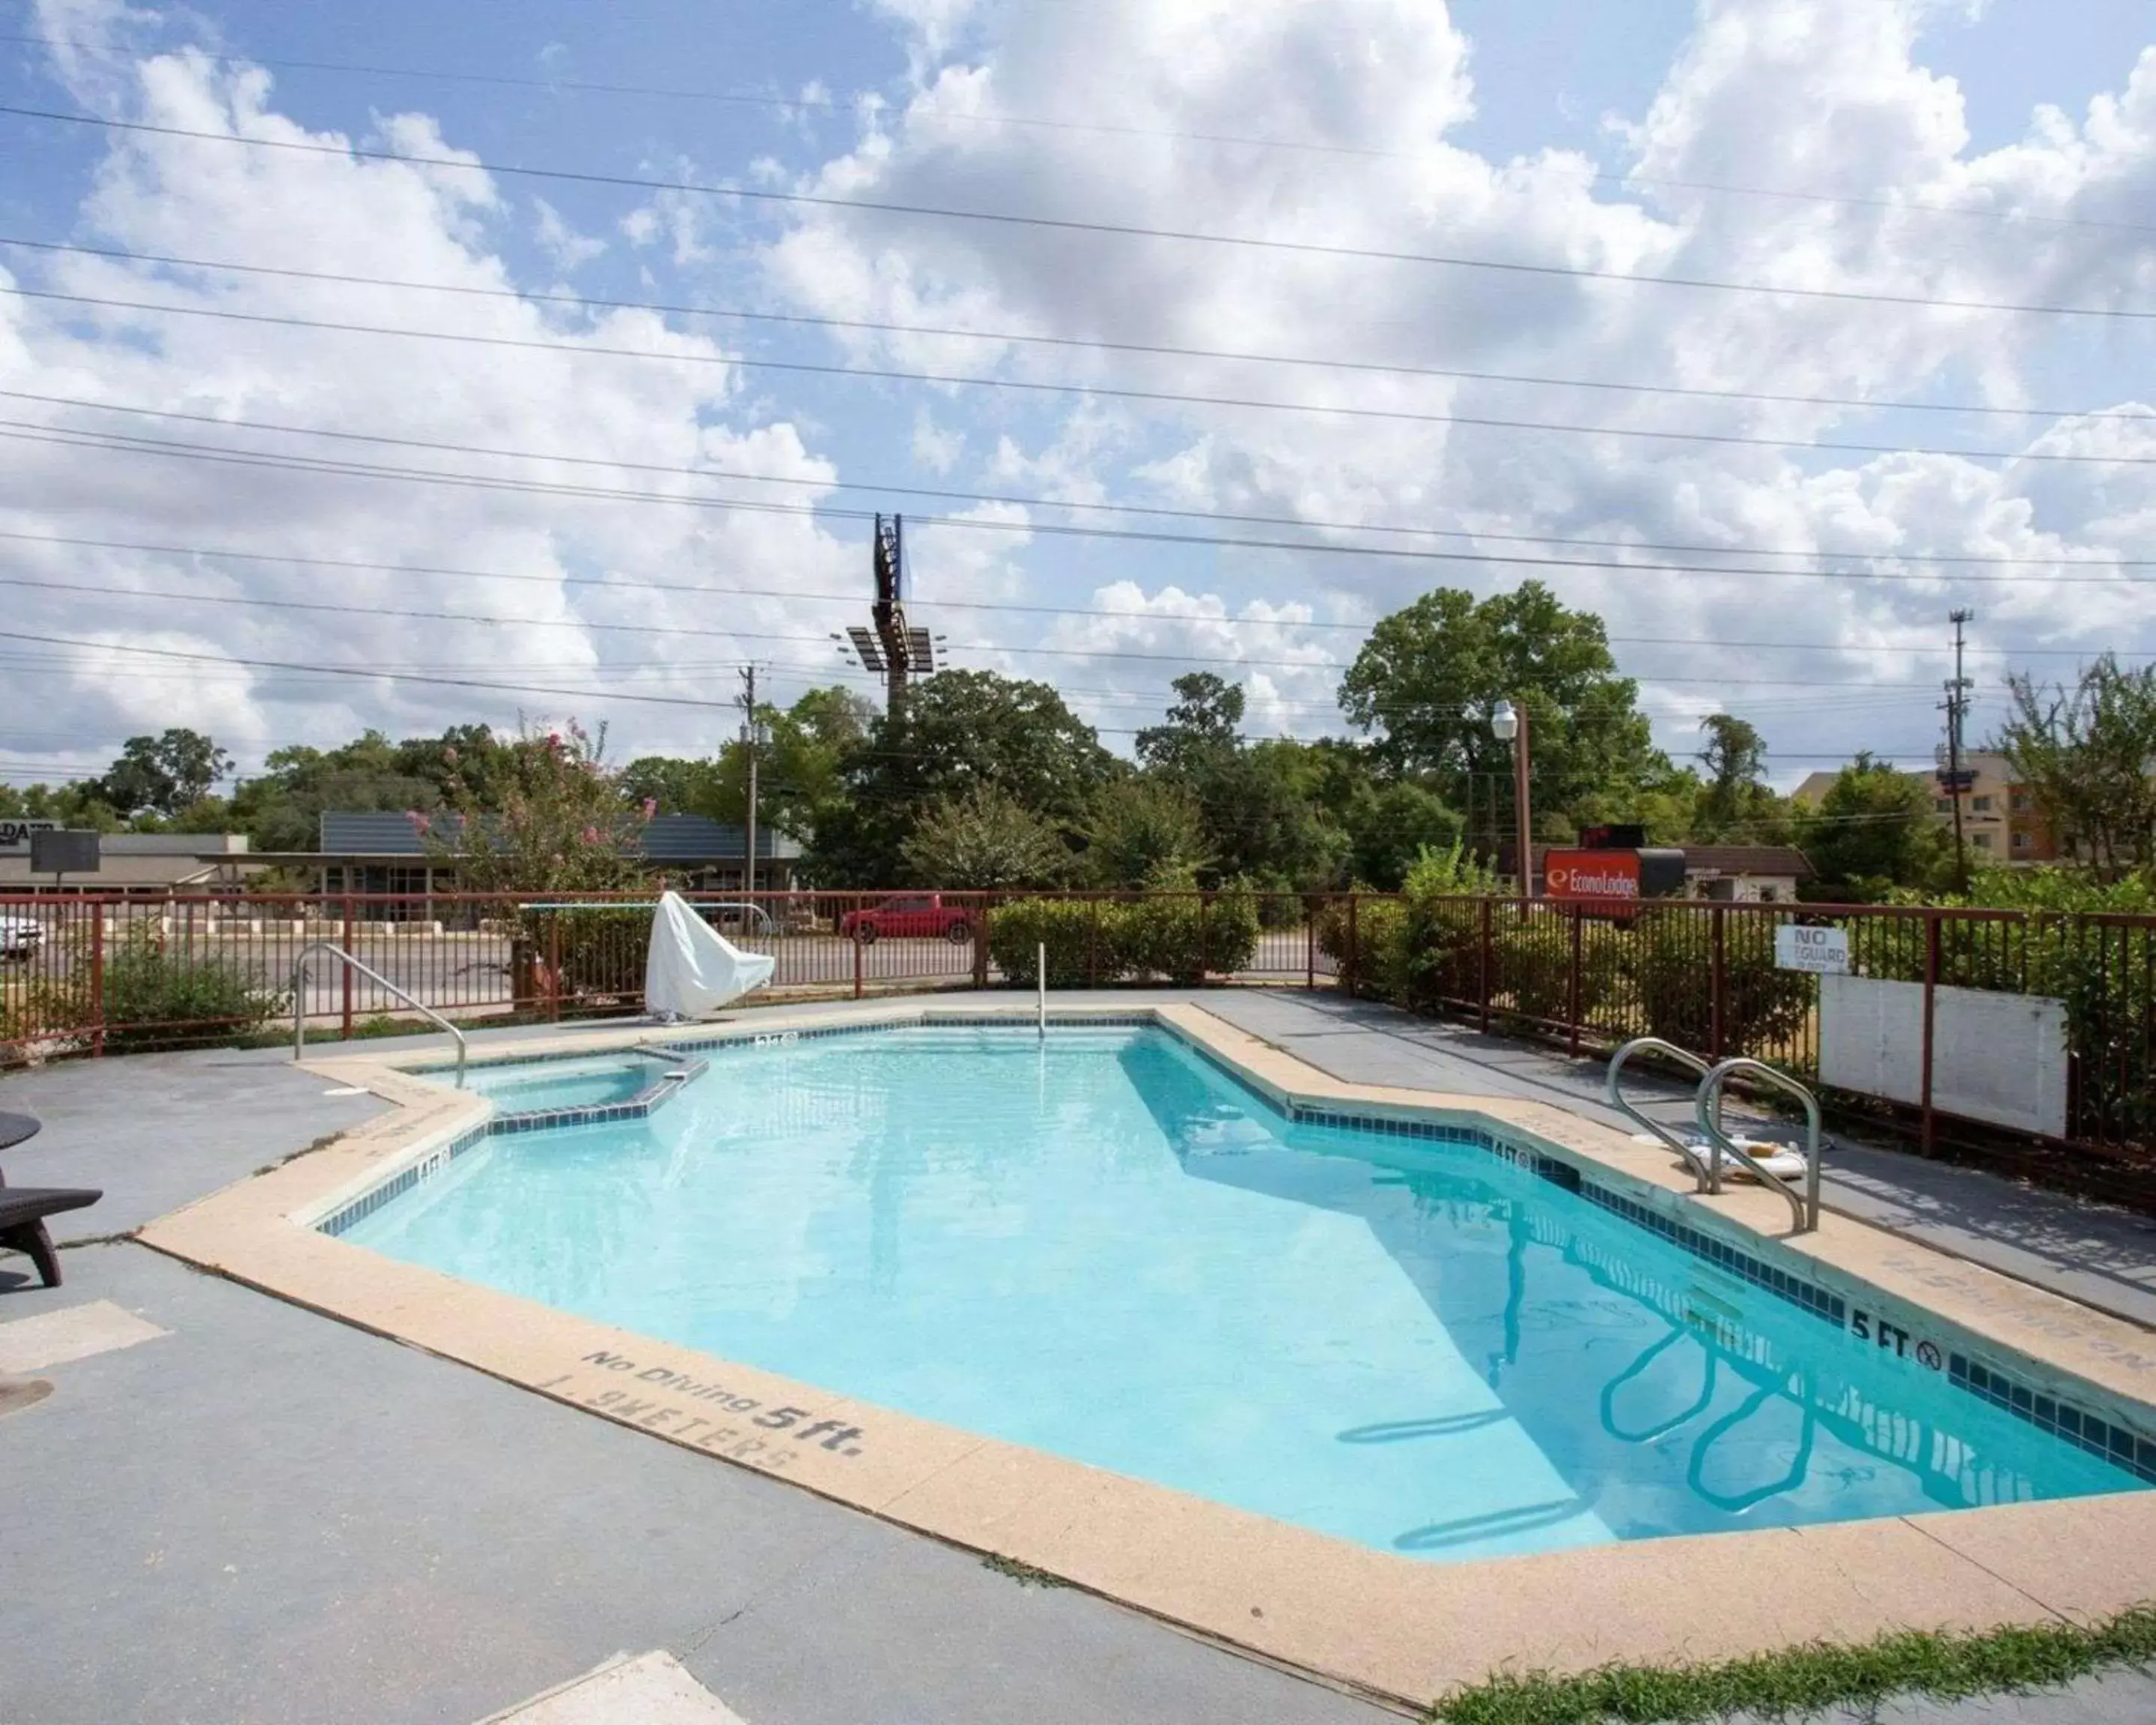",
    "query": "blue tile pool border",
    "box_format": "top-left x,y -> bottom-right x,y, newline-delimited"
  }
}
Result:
353,1008 -> 2156,1482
